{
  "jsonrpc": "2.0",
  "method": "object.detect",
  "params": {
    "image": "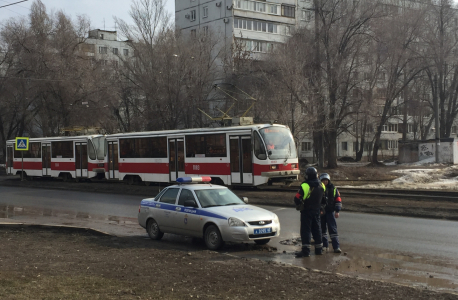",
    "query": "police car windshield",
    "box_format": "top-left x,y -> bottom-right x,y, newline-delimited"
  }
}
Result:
194,189 -> 245,208
259,127 -> 297,160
